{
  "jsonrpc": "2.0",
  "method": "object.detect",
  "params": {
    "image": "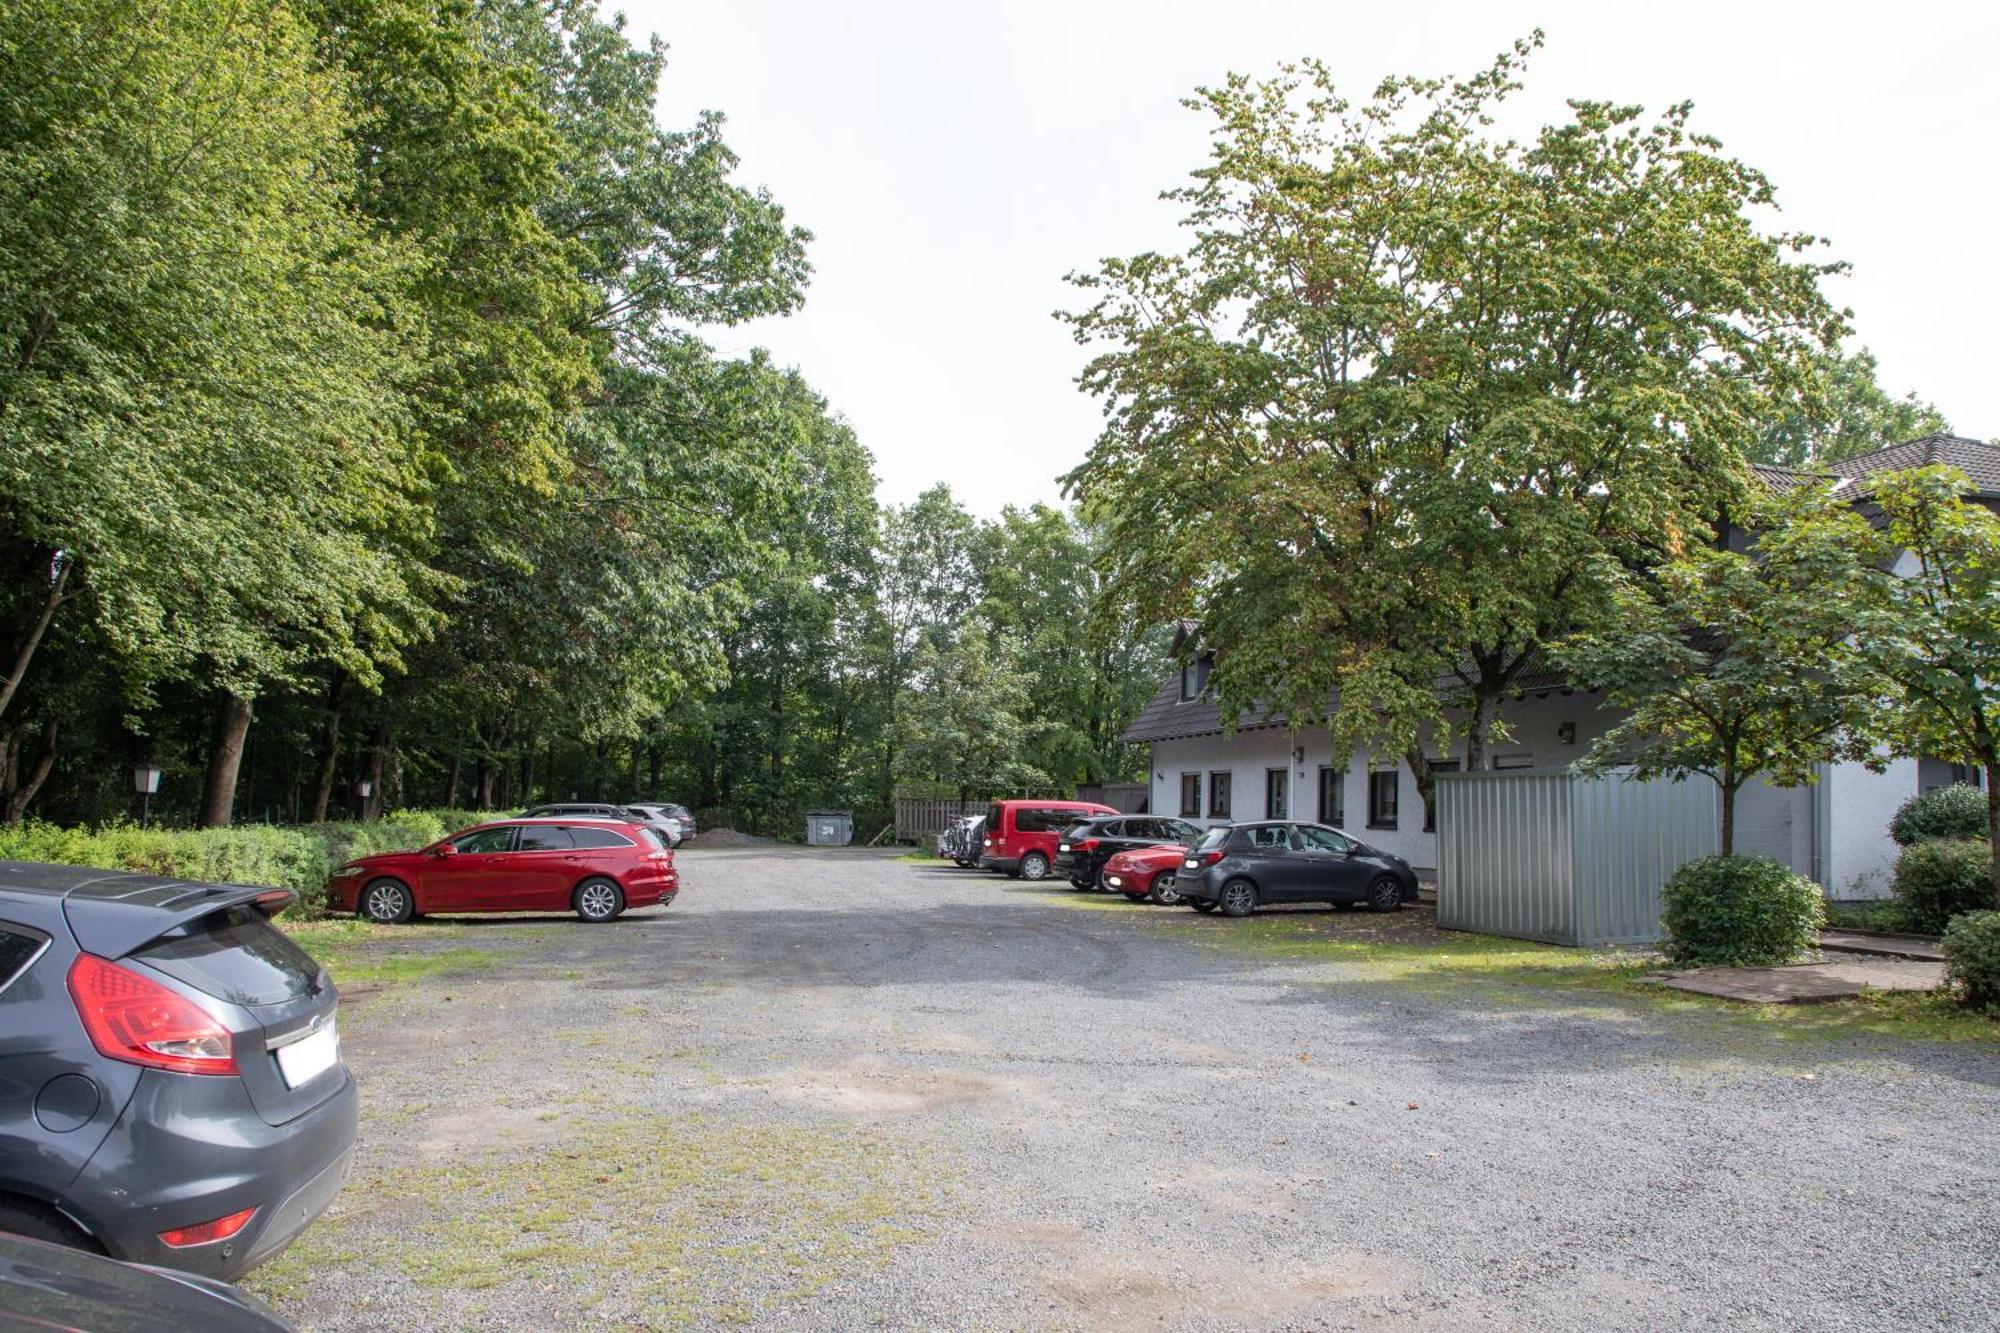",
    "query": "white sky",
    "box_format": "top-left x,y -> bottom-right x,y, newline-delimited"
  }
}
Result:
636,0 -> 2000,516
